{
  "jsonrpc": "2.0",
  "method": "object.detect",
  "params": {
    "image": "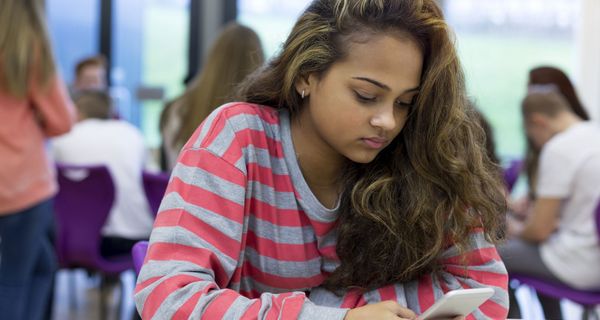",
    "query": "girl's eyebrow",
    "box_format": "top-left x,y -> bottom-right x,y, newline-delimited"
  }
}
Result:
352,76 -> 420,93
